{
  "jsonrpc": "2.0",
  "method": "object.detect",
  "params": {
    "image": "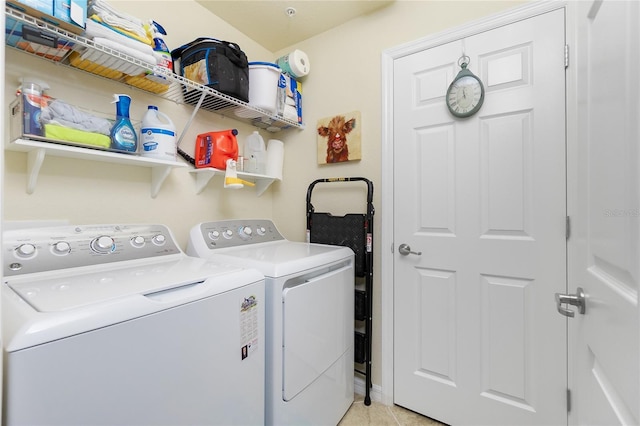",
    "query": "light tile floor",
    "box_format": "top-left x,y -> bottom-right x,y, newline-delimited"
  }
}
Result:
338,394 -> 447,426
